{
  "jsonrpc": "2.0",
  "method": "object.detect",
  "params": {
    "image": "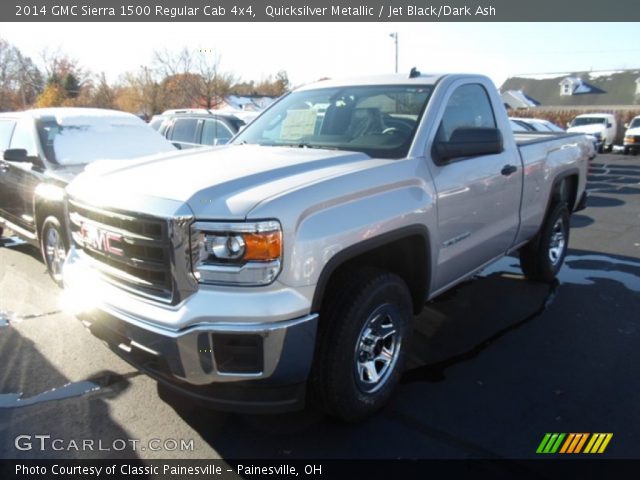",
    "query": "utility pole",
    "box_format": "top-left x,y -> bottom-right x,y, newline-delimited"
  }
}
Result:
389,32 -> 398,73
